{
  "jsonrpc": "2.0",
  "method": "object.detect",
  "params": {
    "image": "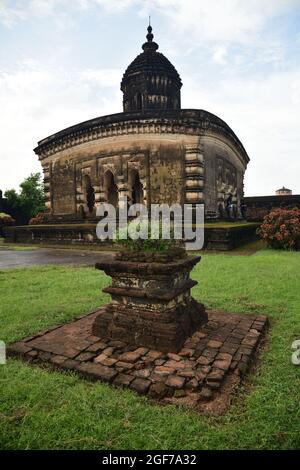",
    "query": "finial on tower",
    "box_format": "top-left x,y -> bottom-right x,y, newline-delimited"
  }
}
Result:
142,21 -> 158,51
